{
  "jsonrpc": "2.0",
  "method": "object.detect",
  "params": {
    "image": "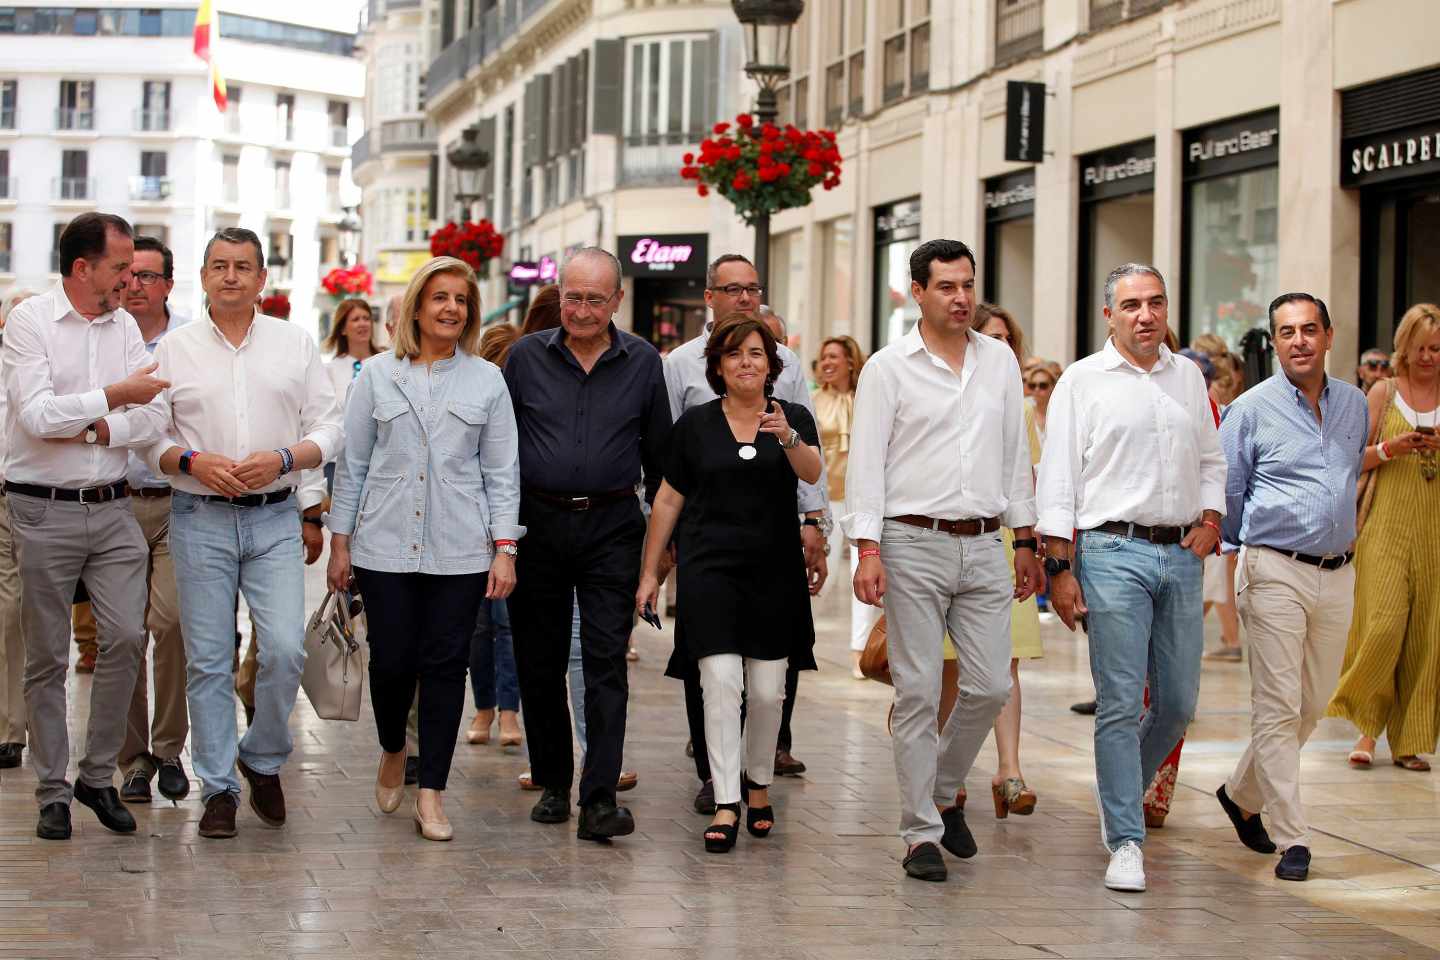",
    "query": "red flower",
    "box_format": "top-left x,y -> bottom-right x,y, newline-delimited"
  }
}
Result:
713,121 -> 730,135
698,184 -> 710,197
732,172 -> 752,191
683,152 -> 694,164
726,147 -> 742,161
736,113 -> 754,128
808,161 -> 824,176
